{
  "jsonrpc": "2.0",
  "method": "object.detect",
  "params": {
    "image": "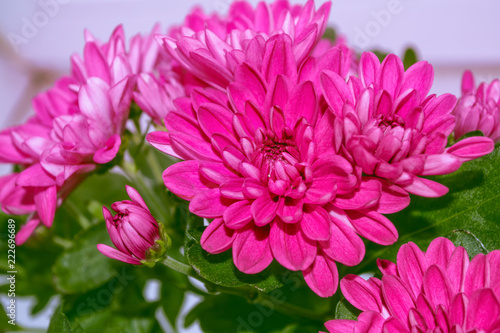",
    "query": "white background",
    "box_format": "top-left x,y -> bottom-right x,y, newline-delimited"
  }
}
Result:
0,0 -> 499,331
